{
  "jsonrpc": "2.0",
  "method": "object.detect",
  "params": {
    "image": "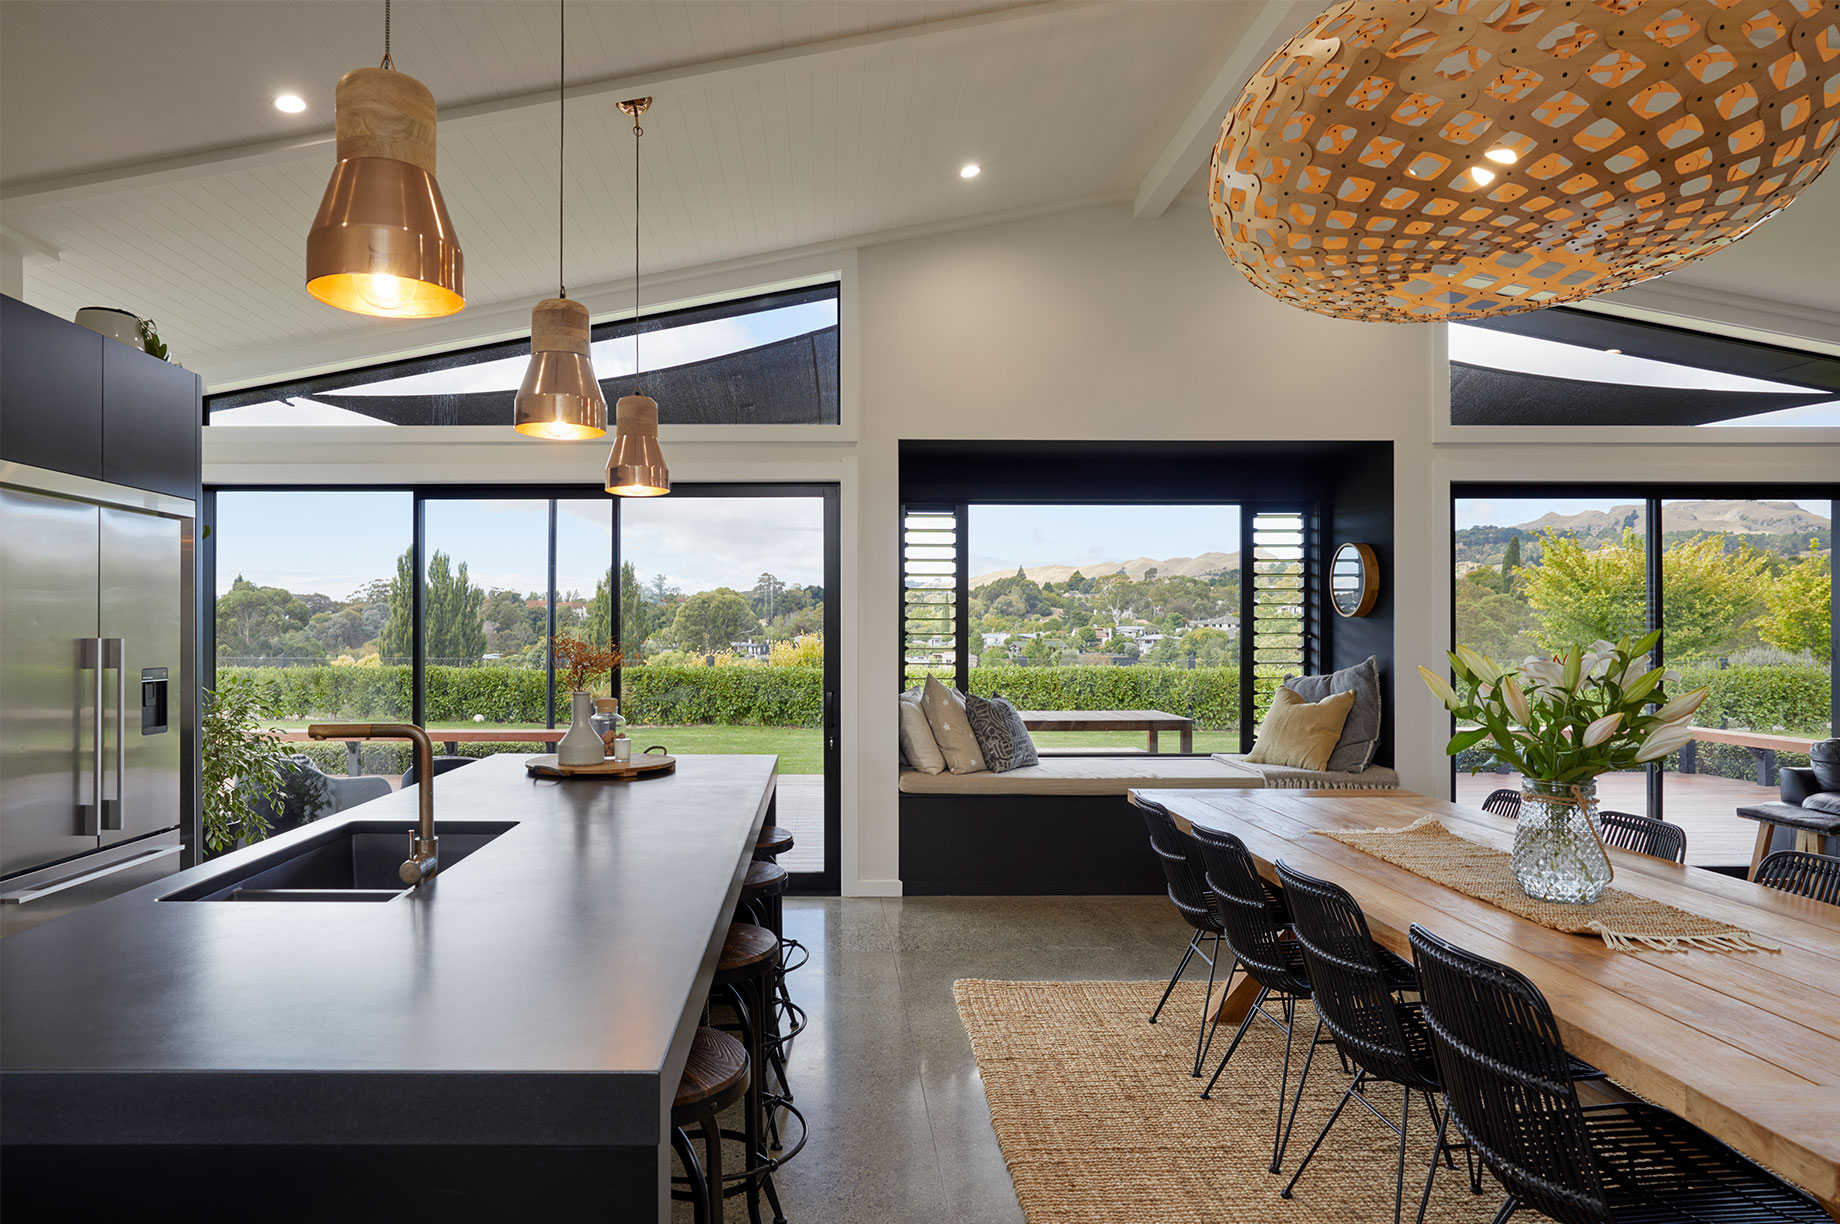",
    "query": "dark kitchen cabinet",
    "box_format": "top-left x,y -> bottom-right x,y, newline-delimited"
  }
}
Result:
103,337 -> 200,498
1,295 -> 105,479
